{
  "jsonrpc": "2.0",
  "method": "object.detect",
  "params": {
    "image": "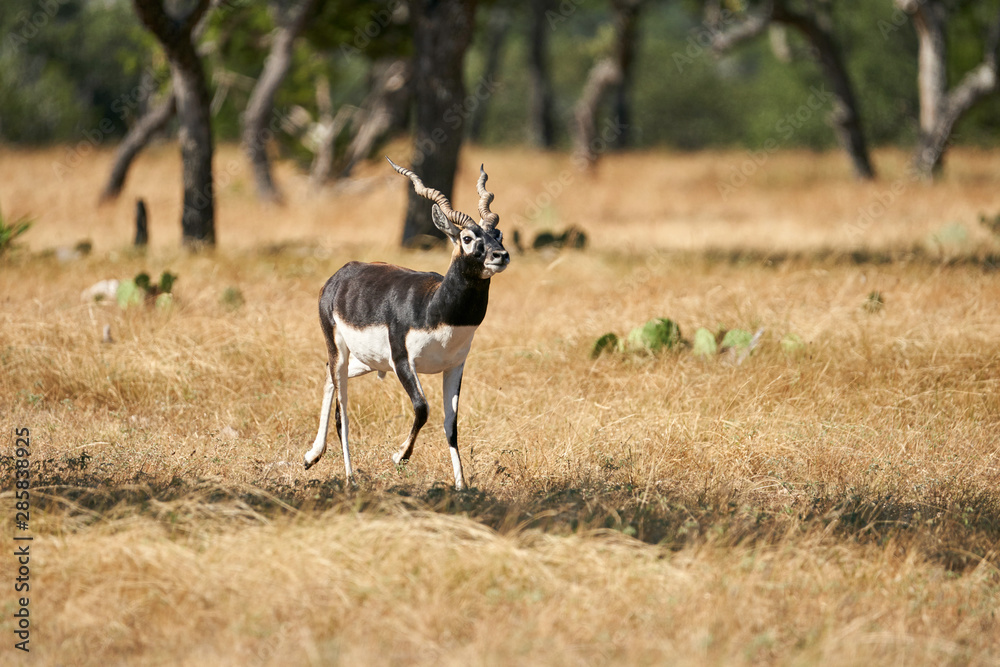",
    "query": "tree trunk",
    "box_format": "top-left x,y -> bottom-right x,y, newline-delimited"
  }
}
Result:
772,2 -> 875,180
133,0 -> 215,249
899,1 -> 1000,179
570,0 -> 641,166
99,89 -> 175,202
242,0 -> 318,203
902,0 -> 948,177
173,58 -> 215,247
401,0 -> 477,247
528,0 -> 556,147
610,0 -> 642,149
